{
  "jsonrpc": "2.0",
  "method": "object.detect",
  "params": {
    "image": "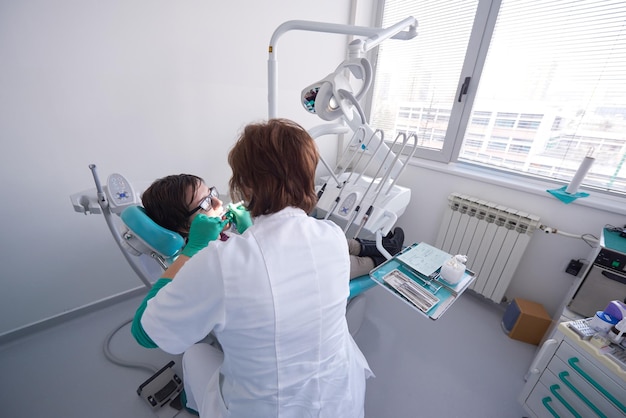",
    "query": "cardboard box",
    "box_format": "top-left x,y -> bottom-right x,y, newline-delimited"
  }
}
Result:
502,298 -> 552,345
